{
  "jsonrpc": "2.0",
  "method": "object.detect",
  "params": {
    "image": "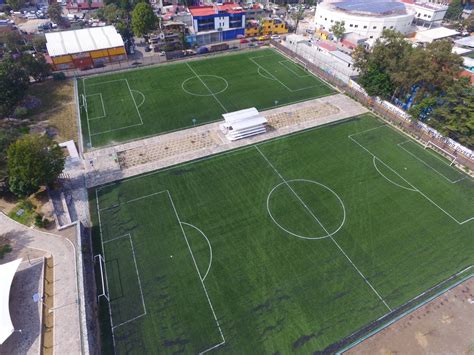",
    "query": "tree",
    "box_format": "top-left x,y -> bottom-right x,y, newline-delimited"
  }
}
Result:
32,35 -> 47,52
0,31 -> 24,53
445,0 -> 463,21
0,57 -> 29,118
330,21 -> 345,41
290,5 -> 305,33
48,3 -> 63,24
97,3 -> 126,23
427,78 -> 474,148
7,135 -> 65,197
6,0 -> 25,11
358,63 -> 393,98
463,13 -> 474,32
131,2 -> 157,37
21,53 -> 52,82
